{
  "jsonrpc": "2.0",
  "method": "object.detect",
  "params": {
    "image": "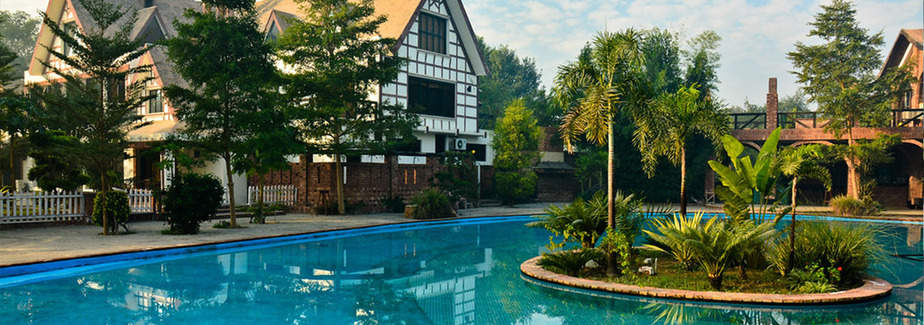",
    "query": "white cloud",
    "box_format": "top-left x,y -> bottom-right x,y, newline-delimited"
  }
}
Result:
0,0 -> 48,14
